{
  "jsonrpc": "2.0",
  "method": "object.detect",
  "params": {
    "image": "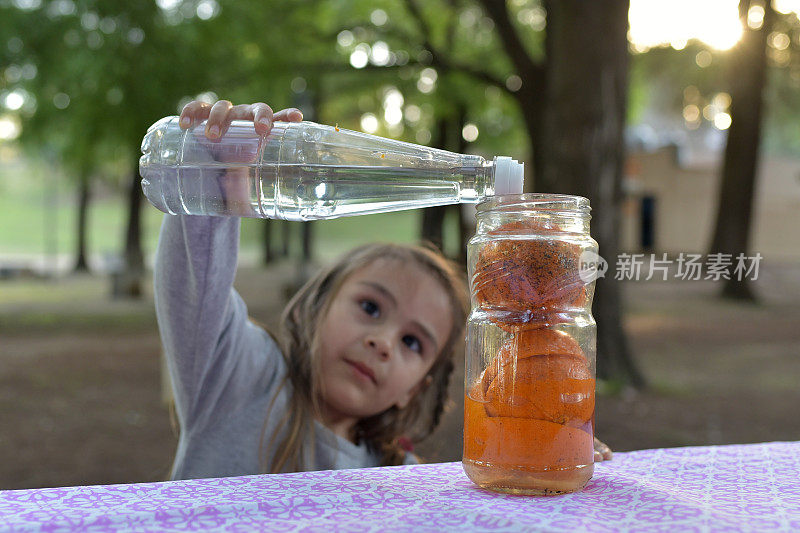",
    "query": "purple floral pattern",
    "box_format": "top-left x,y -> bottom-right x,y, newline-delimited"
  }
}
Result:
1,441 -> 798,532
